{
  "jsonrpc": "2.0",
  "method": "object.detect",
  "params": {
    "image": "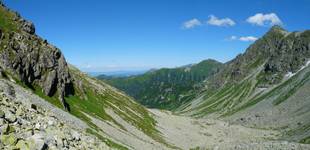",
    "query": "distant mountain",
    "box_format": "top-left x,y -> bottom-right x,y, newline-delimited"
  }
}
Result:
98,59 -> 223,110
178,26 -> 310,144
94,70 -> 148,78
